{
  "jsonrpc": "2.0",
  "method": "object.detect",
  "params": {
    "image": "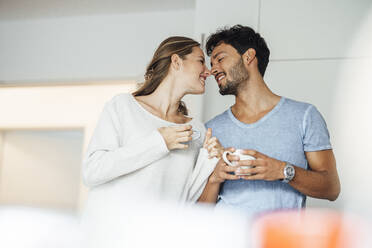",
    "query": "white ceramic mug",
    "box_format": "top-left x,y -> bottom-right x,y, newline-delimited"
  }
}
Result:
173,125 -> 200,144
222,149 -> 256,175
191,129 -> 201,140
